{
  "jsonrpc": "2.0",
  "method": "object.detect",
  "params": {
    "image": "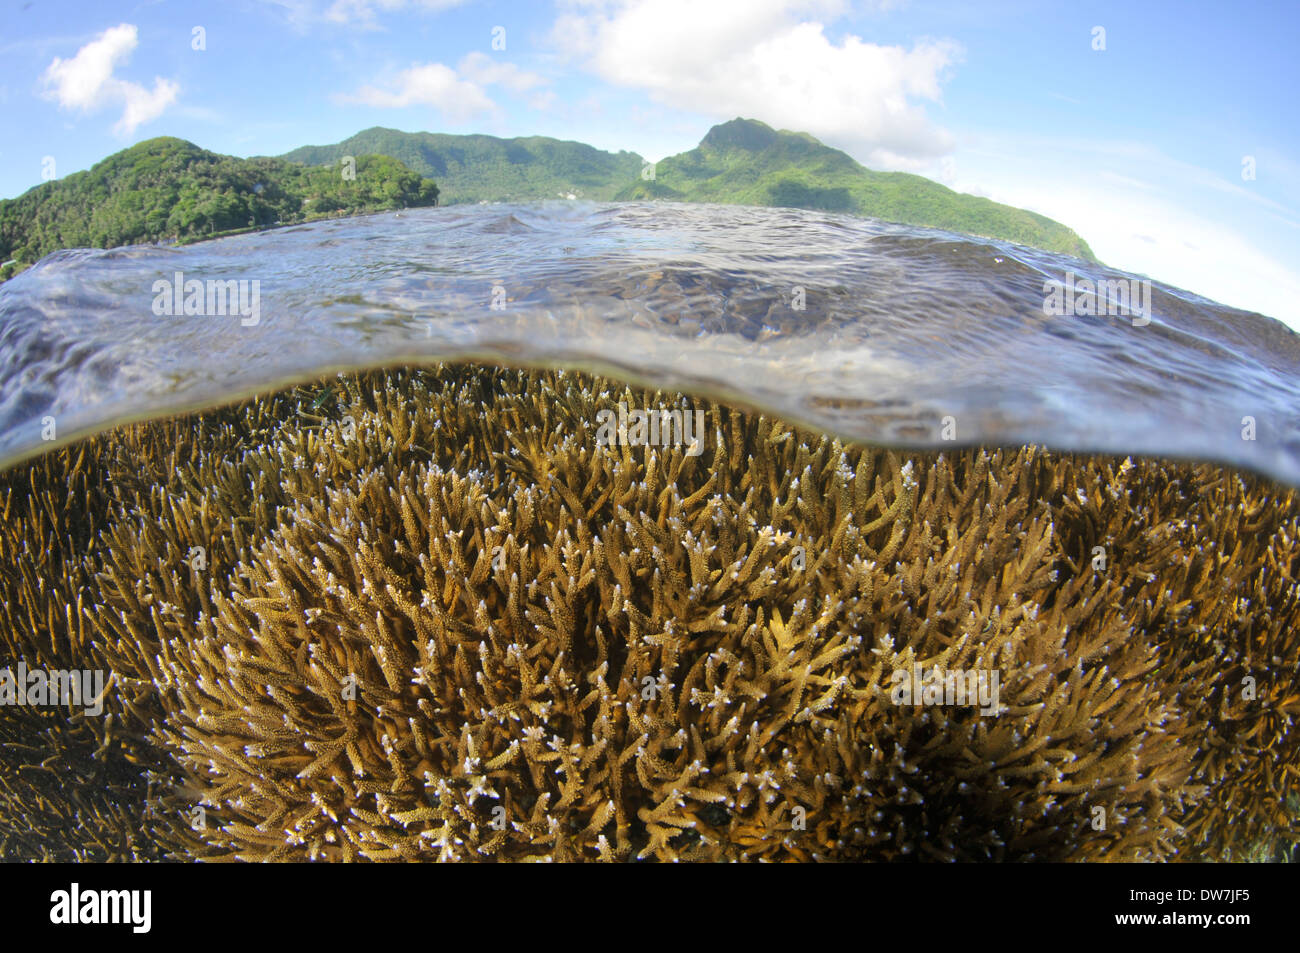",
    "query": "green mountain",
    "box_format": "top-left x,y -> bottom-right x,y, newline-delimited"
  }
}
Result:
281,127 -> 645,205
0,118 -> 1095,284
615,119 -> 1095,260
0,137 -> 440,280
283,119 -> 1094,259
